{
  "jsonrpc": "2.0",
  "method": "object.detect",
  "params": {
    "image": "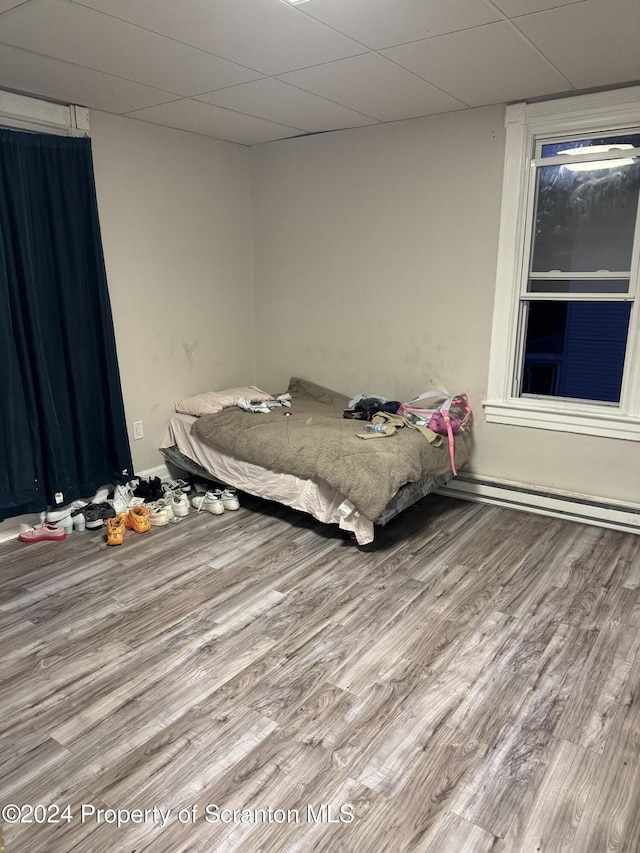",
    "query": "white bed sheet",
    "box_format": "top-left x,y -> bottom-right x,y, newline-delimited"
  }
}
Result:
159,413 -> 375,545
